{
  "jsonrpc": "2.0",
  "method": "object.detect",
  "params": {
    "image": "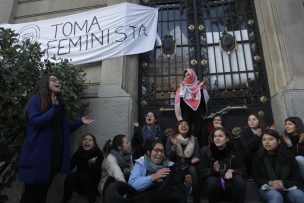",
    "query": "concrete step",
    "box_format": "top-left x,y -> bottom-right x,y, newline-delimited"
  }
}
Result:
2,175 -> 261,203
197,180 -> 261,203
